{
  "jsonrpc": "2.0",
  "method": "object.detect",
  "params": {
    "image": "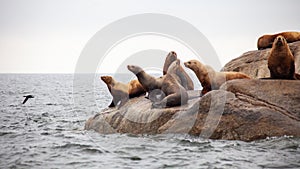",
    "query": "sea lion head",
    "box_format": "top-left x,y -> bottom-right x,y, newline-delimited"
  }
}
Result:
101,76 -> 113,84
127,65 -> 143,75
184,59 -> 208,74
184,60 -> 198,70
167,51 -> 177,60
273,35 -> 287,47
